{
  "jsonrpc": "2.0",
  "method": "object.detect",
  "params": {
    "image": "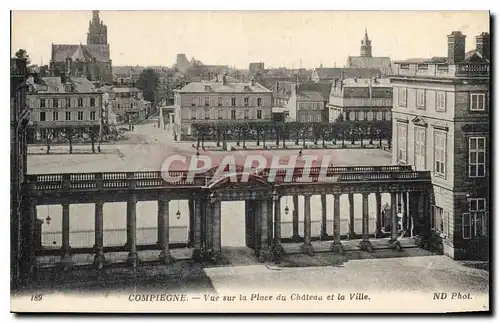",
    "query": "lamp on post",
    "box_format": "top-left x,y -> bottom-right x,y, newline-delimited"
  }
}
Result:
176,200 -> 181,220
272,188 -> 279,202
284,195 -> 290,216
